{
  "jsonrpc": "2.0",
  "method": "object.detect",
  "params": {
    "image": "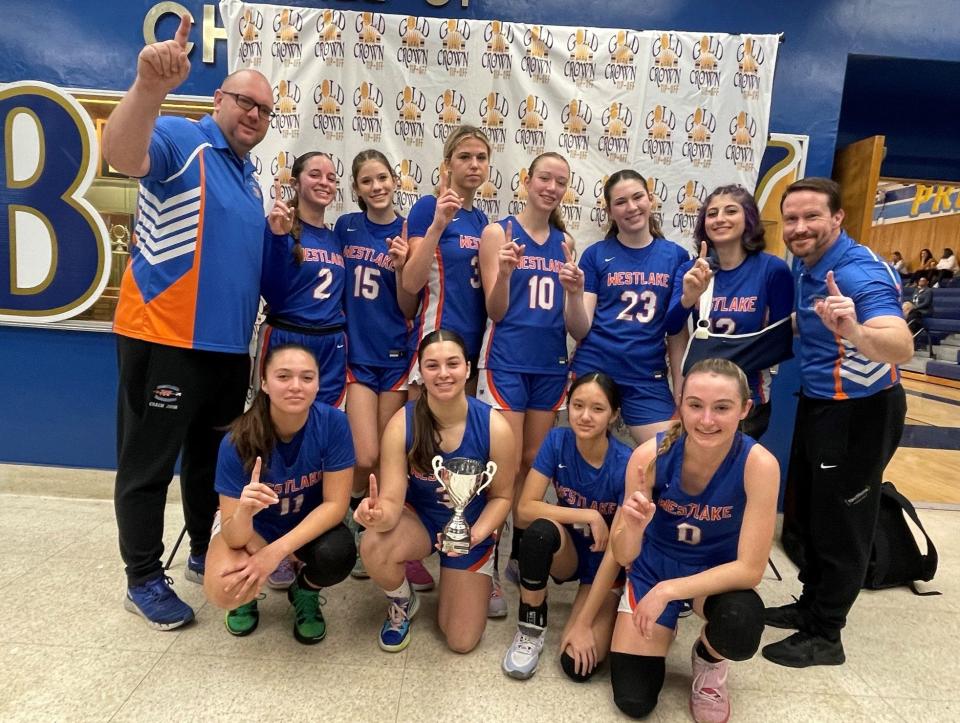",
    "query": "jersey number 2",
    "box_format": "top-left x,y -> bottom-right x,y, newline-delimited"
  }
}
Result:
314,268 -> 334,300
